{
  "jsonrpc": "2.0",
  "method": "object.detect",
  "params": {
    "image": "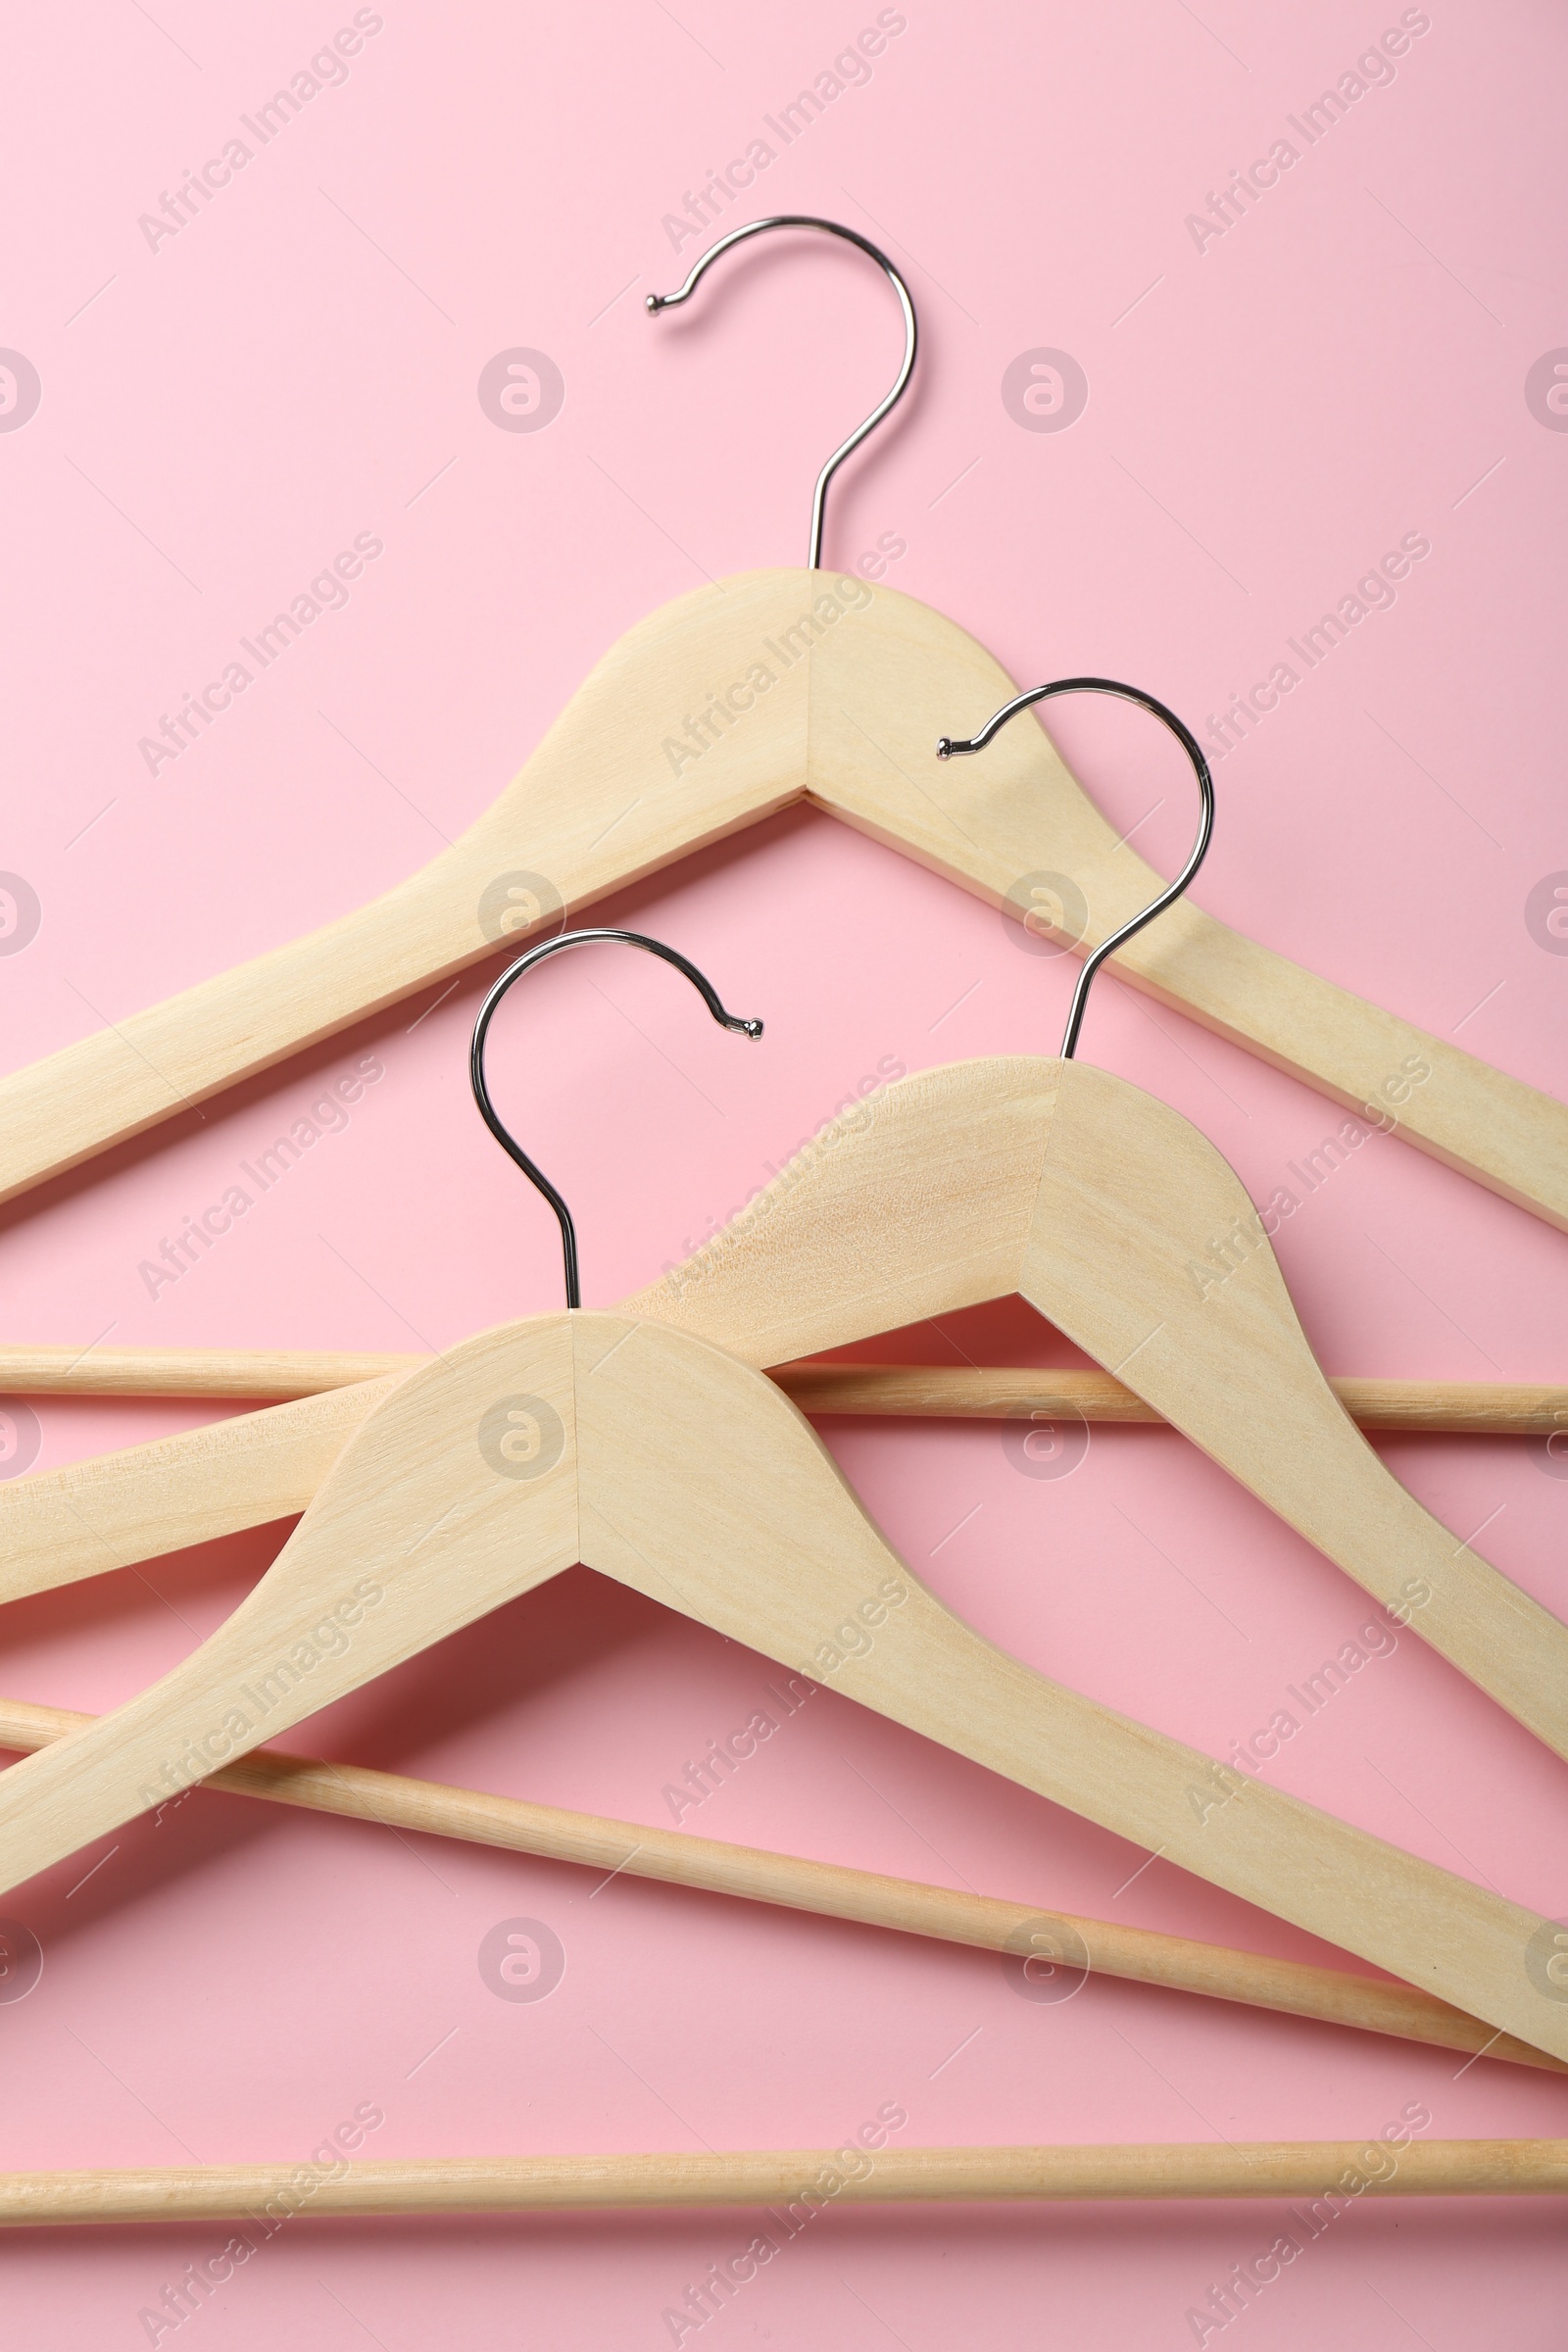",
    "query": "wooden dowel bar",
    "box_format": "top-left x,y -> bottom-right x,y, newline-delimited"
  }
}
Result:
0,1696 -> 1556,2073
0,1348 -> 1561,1434
778,1365 -> 1568,1435
0,1347 -> 424,1398
4,2141 -> 1567,2225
